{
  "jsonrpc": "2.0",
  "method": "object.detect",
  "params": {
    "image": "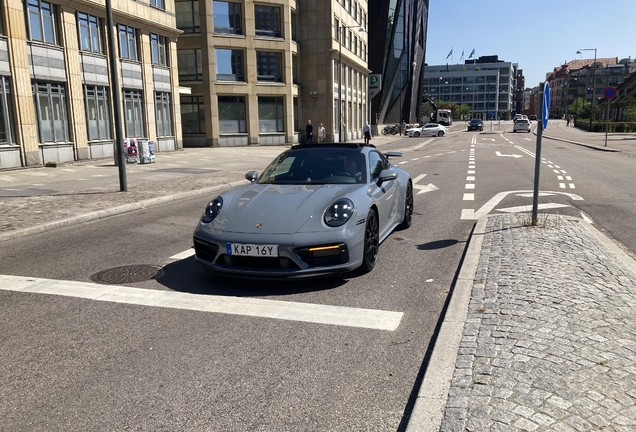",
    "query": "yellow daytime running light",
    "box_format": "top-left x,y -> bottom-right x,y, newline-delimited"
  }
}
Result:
308,245 -> 341,252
